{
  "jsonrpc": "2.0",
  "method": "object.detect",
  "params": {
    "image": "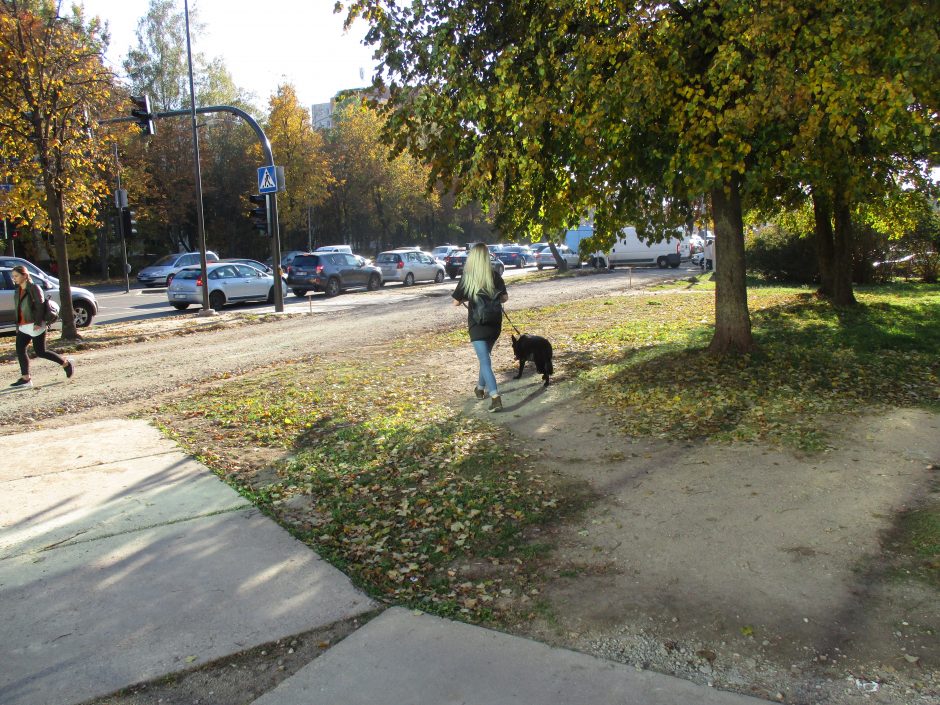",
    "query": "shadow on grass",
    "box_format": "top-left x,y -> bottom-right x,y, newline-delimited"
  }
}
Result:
578,287 -> 940,450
